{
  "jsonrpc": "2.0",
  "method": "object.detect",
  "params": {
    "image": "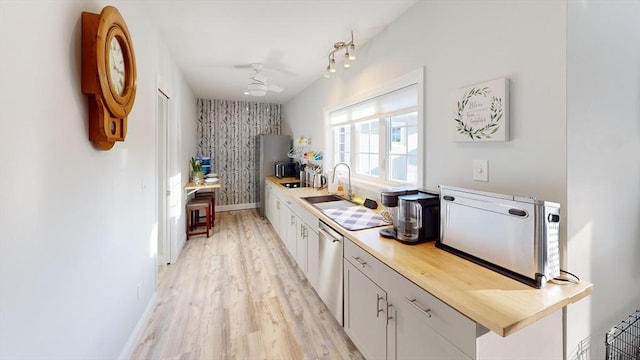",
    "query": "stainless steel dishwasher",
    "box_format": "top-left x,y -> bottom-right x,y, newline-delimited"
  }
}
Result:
318,220 -> 344,326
